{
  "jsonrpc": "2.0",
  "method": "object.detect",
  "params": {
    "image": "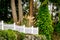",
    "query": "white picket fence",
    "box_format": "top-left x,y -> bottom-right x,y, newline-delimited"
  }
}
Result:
0,21 -> 38,34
